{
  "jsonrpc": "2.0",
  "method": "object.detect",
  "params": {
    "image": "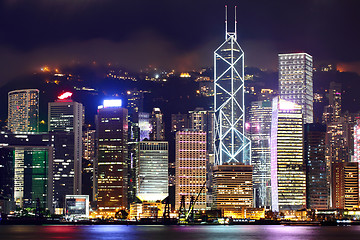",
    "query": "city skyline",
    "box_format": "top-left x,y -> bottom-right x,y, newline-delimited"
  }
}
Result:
2,1 -> 360,228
